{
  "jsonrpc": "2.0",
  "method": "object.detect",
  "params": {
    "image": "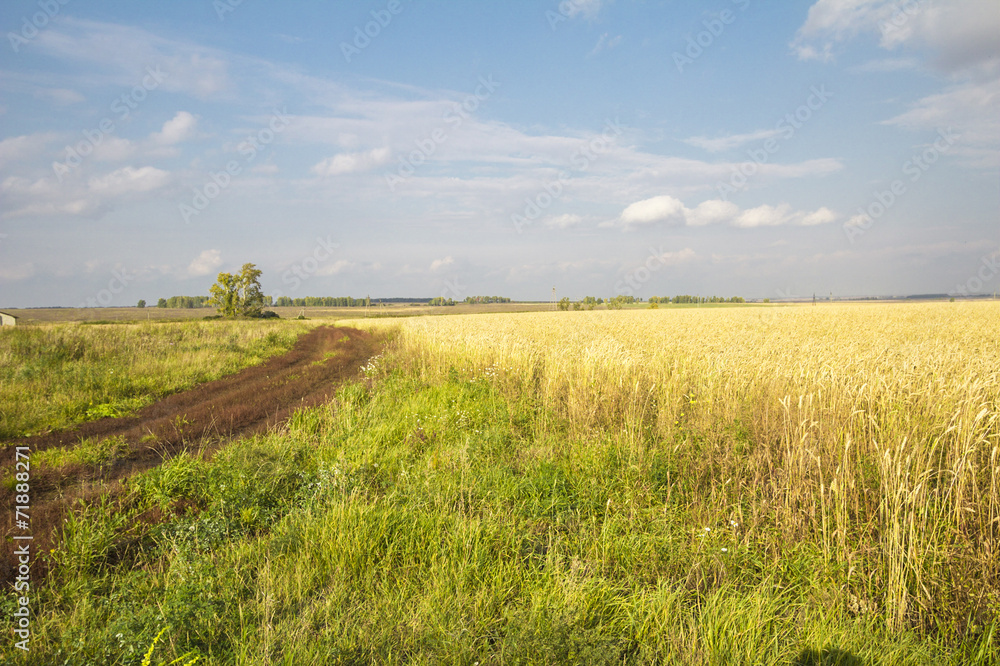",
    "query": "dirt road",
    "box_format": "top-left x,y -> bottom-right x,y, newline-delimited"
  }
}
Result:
1,325 -> 383,583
